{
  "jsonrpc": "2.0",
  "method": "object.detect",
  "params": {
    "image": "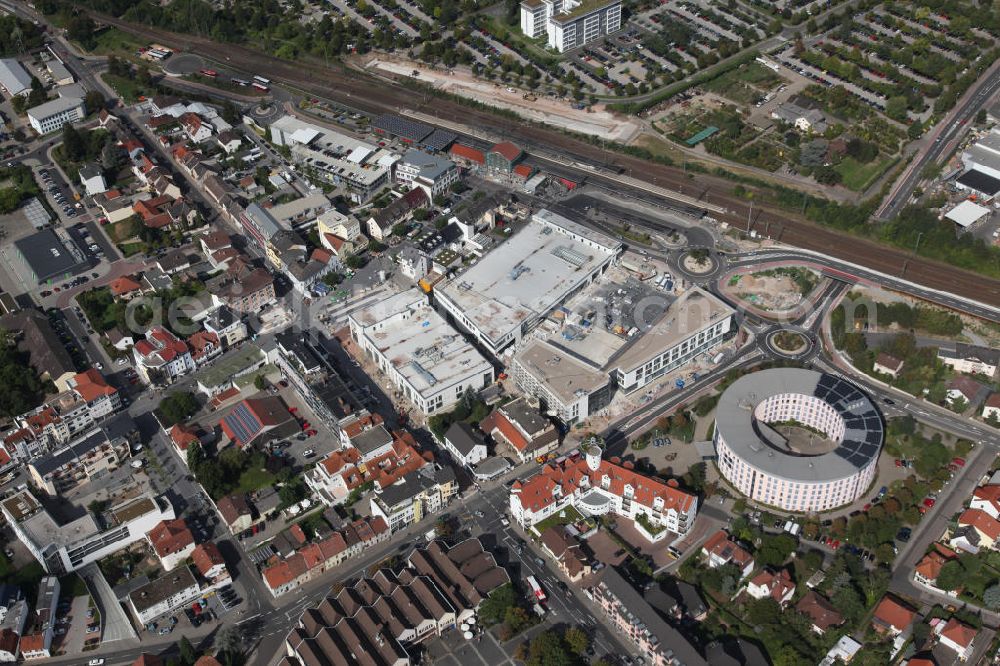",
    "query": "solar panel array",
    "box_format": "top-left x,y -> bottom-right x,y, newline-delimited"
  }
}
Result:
372,114 -> 433,143
421,128 -> 458,152
813,374 -> 883,470
223,402 -> 262,445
